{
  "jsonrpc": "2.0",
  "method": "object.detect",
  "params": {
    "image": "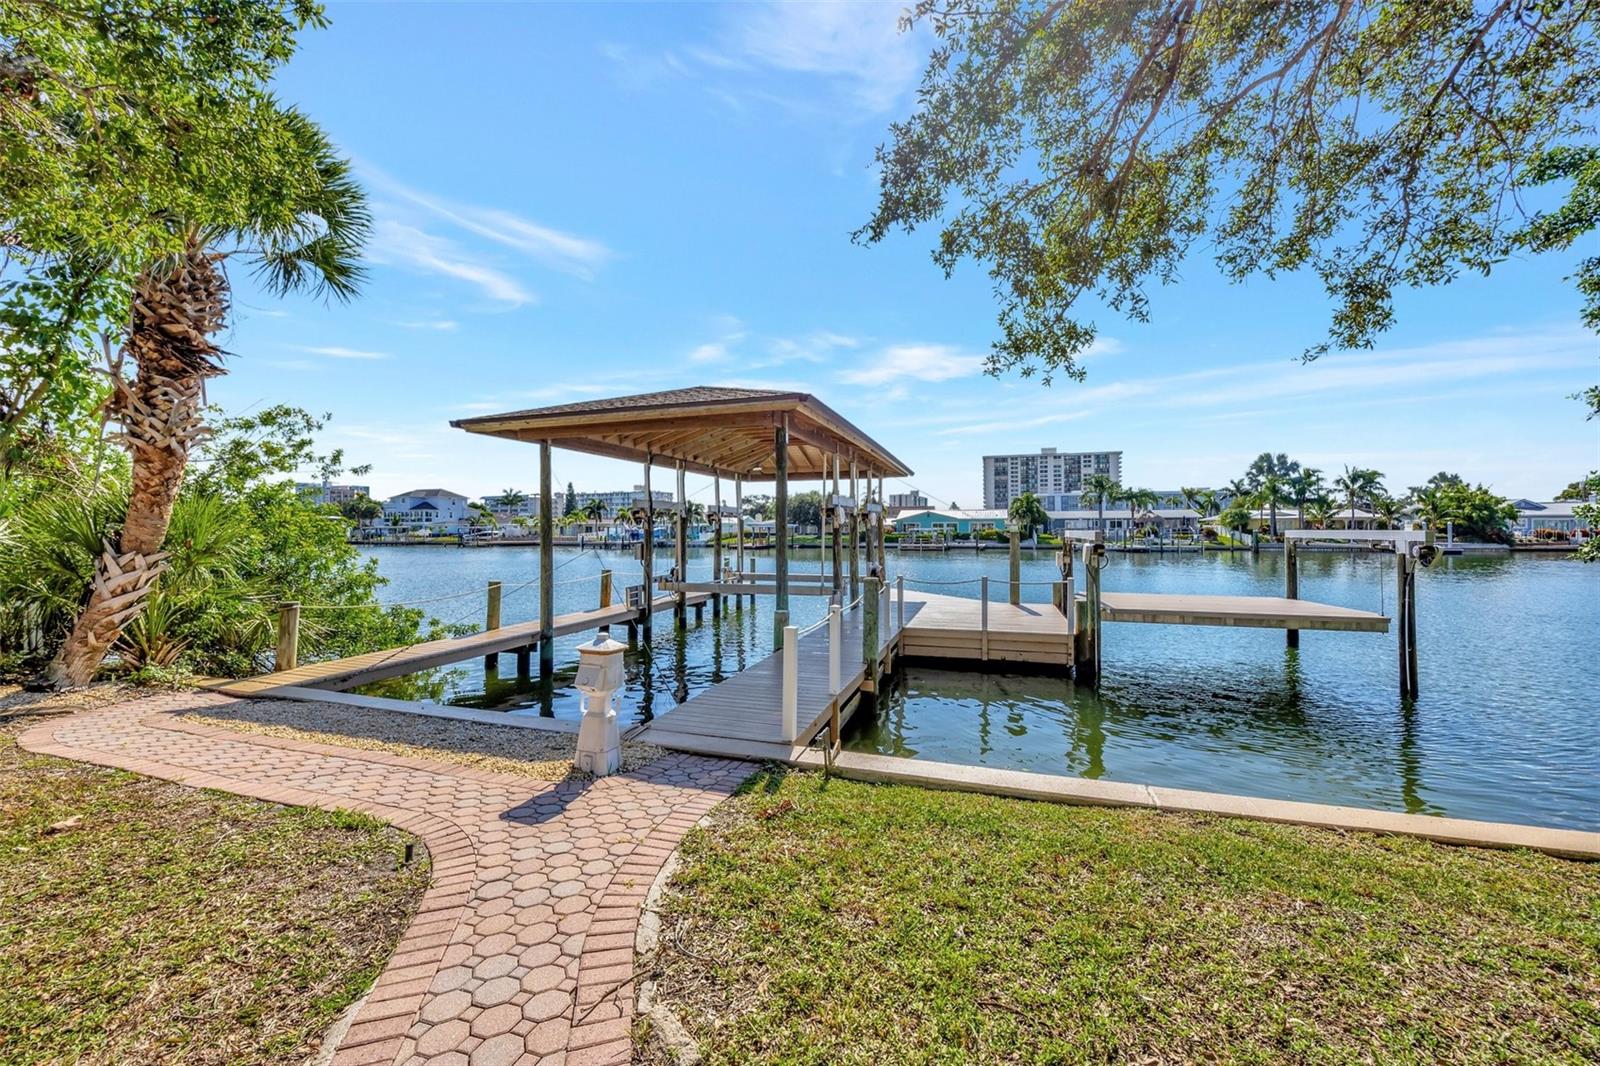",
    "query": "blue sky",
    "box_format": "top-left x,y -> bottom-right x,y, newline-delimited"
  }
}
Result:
215,1 -> 1600,507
